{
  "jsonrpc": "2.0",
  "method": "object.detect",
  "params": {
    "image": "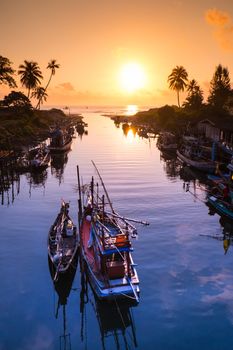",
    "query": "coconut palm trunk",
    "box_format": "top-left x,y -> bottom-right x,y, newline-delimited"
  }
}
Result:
36,59 -> 60,109
177,91 -> 180,108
